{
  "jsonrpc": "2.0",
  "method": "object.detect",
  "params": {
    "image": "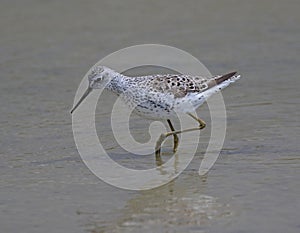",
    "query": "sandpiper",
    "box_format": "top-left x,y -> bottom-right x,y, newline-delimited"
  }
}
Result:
71,66 -> 241,157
